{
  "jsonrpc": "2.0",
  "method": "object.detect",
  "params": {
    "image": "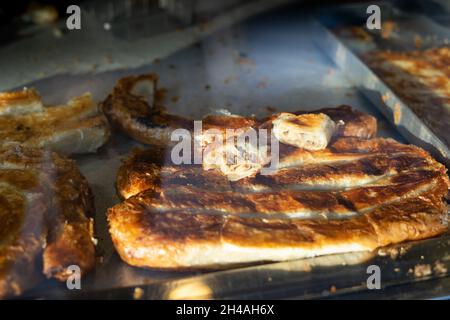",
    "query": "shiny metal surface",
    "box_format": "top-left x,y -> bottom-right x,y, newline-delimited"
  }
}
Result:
313,4 -> 450,167
28,234 -> 450,299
